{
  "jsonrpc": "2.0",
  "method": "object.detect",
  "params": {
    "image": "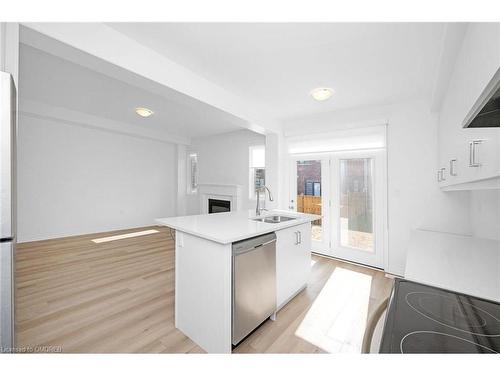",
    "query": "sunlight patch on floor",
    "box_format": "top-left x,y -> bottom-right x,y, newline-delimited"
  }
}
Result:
91,229 -> 159,243
295,267 -> 372,353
